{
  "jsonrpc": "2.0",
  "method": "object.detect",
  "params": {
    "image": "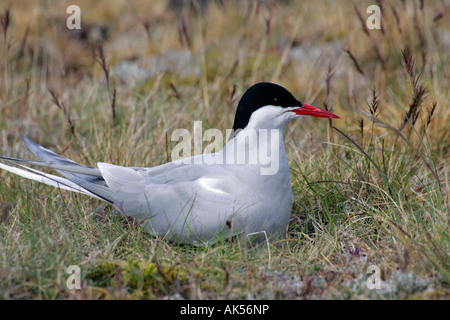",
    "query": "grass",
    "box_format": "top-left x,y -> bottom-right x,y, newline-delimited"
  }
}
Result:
0,0 -> 448,299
